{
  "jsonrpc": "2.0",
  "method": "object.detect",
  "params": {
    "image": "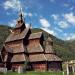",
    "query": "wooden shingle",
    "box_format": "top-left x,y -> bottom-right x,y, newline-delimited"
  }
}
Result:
29,54 -> 46,62
11,54 -> 26,62
45,54 -> 62,61
5,28 -> 30,42
27,44 -> 44,53
45,45 -> 54,54
29,32 -> 43,39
